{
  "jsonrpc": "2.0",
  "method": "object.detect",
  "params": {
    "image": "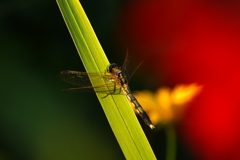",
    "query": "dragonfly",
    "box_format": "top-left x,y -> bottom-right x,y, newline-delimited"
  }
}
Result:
59,53 -> 155,129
